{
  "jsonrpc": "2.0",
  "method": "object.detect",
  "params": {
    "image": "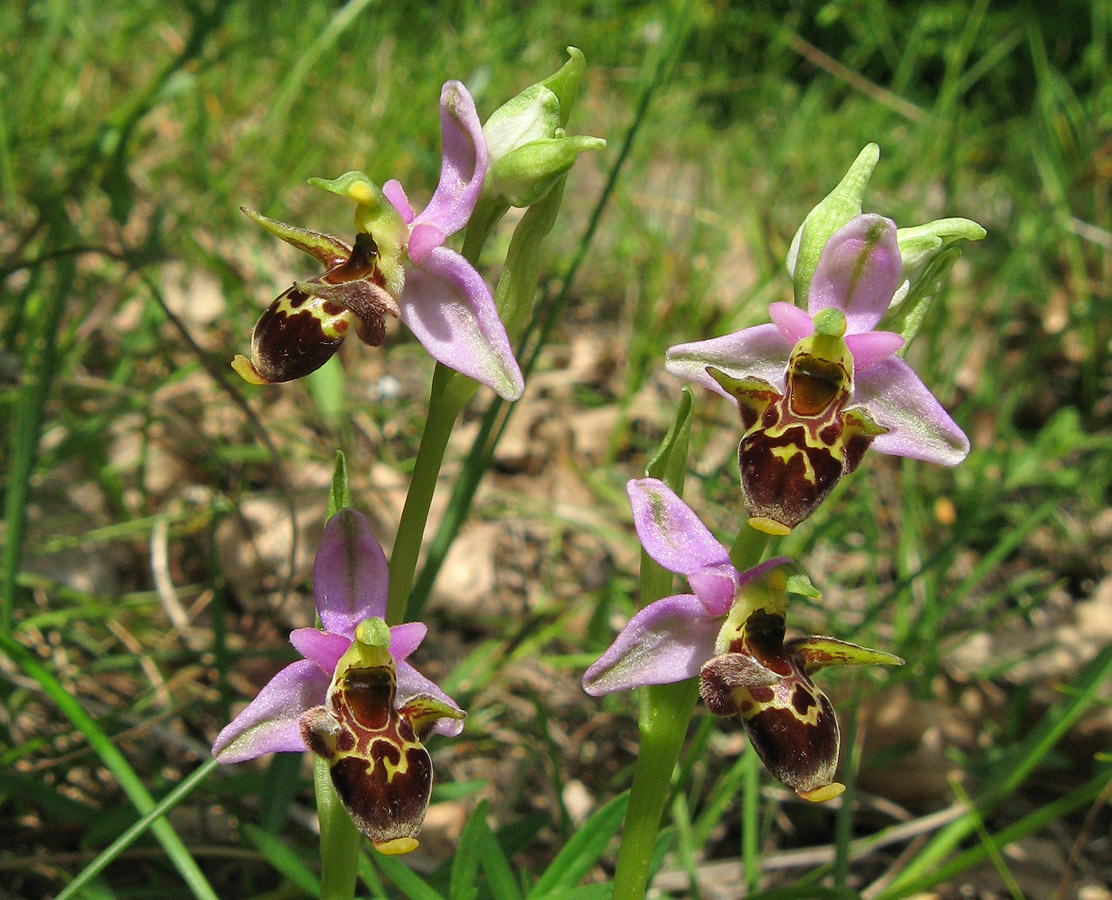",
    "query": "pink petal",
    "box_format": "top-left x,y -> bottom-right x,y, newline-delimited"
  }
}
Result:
313,508 -> 390,638
809,214 -> 901,334
768,301 -> 814,346
411,81 -> 487,243
212,660 -> 329,763
853,356 -> 969,464
383,180 -> 414,223
396,660 -> 464,737
289,628 -> 349,674
407,223 -> 448,265
582,594 -> 721,696
398,246 -> 524,400
627,478 -> 737,616
665,324 -> 791,400
389,622 -> 428,662
846,330 -> 904,371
